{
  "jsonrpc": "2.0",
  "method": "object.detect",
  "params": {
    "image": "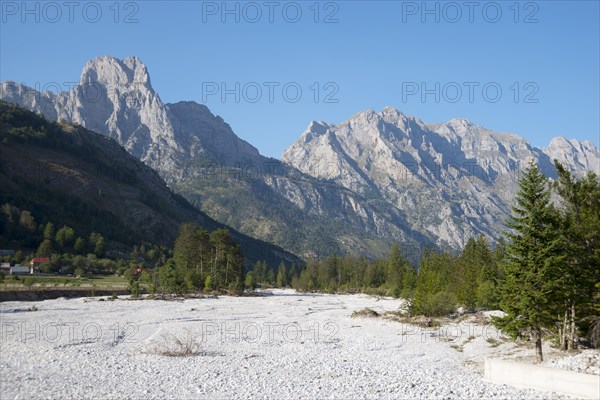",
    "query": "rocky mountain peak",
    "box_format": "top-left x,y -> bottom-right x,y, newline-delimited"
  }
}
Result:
547,136 -> 575,150
79,55 -> 152,91
299,121 -> 330,144
0,56 -> 272,180
546,136 -> 599,155
447,117 -> 473,128
381,106 -> 404,118
544,136 -> 599,174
